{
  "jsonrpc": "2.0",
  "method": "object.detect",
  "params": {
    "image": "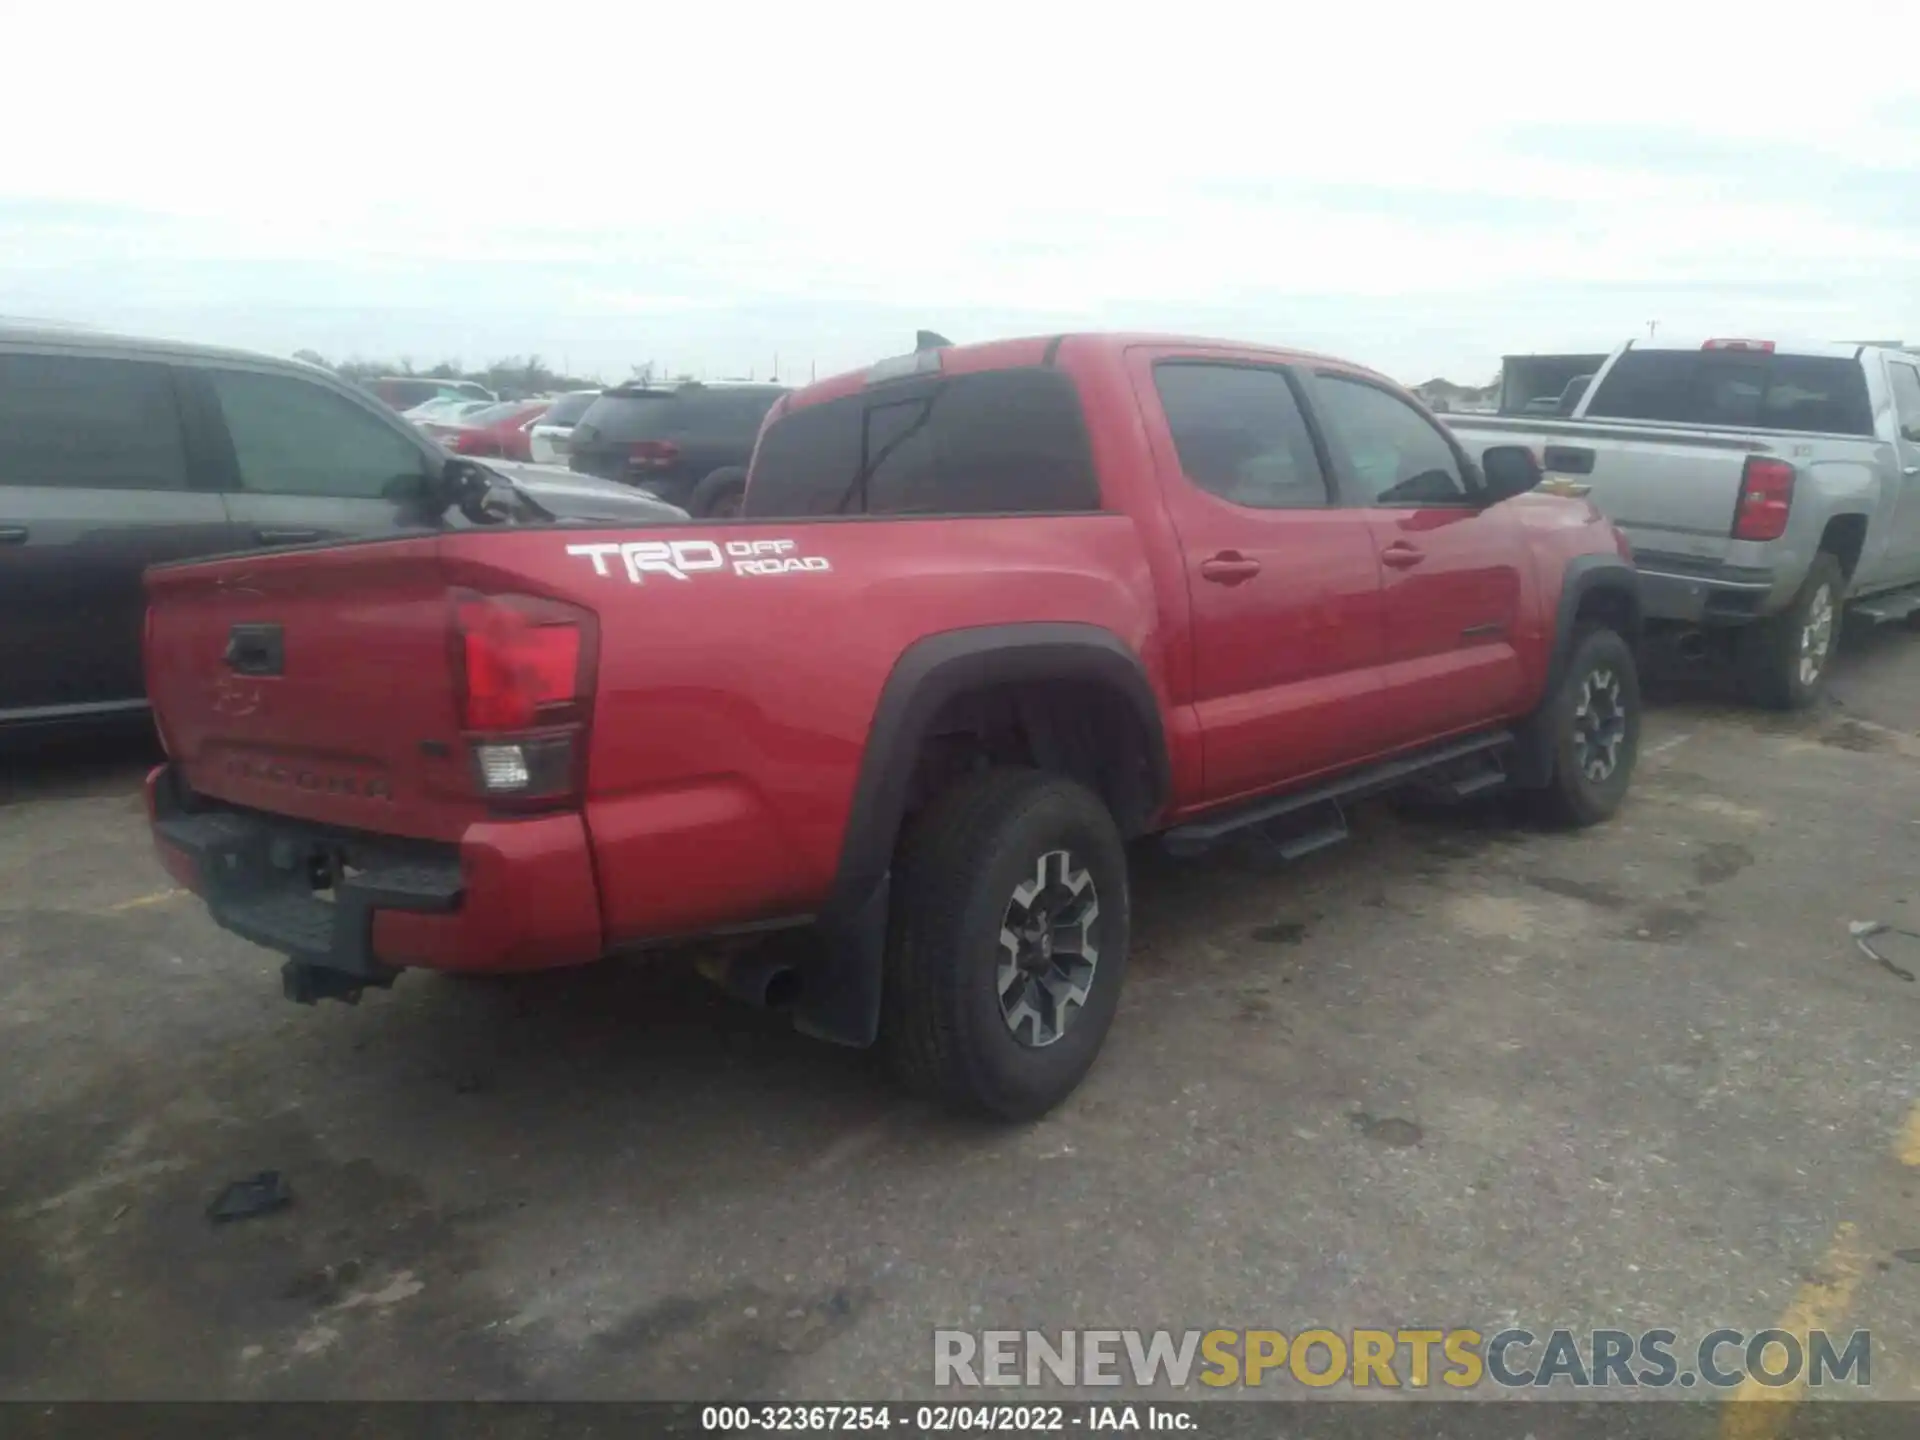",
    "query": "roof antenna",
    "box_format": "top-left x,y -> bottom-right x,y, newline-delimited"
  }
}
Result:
915,330 -> 953,353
